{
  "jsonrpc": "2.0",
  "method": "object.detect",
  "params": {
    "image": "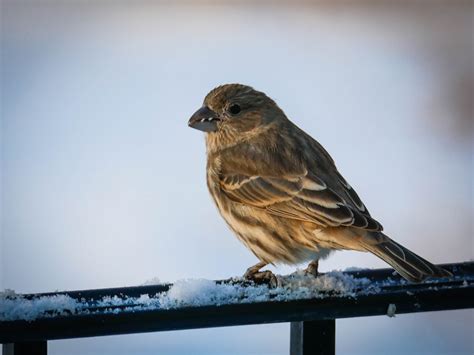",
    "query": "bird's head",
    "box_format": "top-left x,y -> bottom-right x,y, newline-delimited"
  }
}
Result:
188,84 -> 284,138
